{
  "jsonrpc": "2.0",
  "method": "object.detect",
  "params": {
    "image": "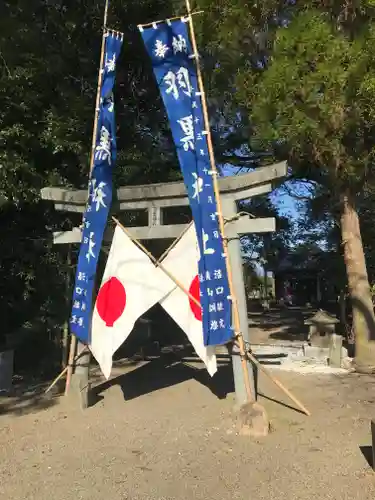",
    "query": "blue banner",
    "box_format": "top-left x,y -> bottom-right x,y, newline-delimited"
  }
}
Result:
139,20 -> 232,346
70,32 -> 123,343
